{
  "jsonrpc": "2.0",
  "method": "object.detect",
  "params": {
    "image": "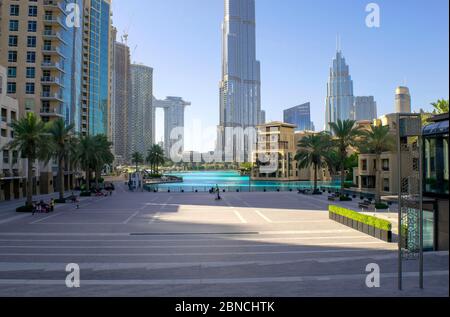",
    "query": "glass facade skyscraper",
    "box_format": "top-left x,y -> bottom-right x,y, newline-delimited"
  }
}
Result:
325,50 -> 354,131
81,0 -> 112,136
284,103 -> 314,132
217,0 -> 263,162
353,96 -> 377,122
